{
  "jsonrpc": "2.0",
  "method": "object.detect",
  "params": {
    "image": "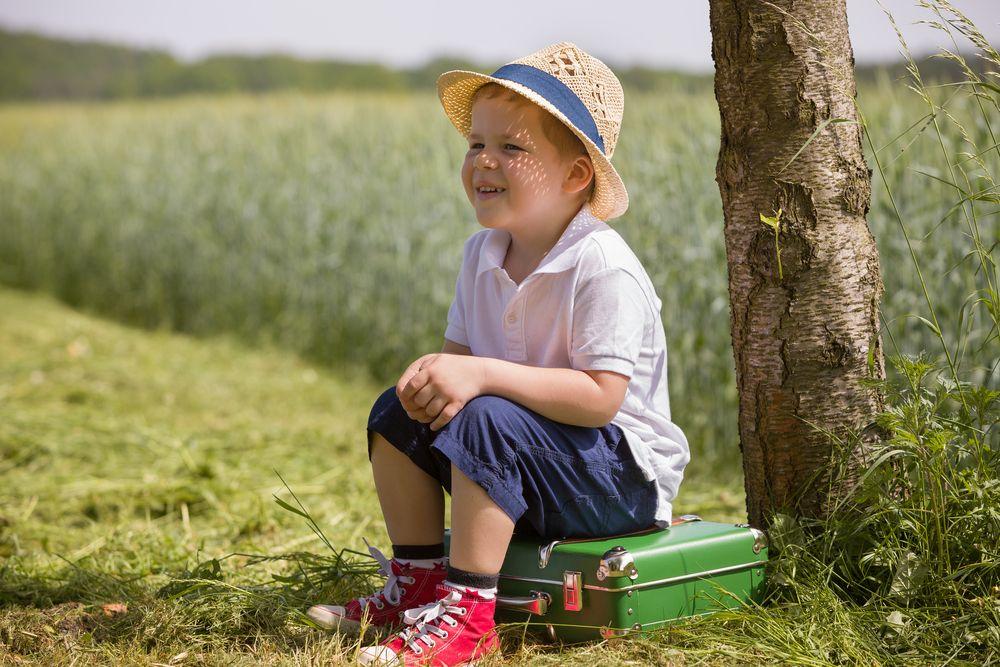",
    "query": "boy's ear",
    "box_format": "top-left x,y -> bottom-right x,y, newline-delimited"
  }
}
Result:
563,154 -> 595,196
